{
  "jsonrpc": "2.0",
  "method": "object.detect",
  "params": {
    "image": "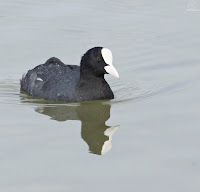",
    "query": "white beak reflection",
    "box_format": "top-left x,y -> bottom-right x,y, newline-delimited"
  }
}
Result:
101,125 -> 119,155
